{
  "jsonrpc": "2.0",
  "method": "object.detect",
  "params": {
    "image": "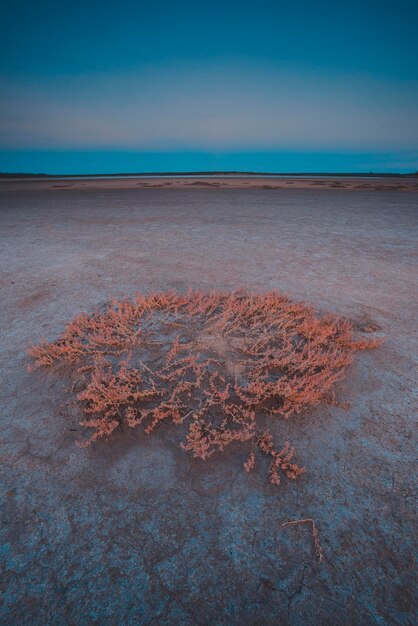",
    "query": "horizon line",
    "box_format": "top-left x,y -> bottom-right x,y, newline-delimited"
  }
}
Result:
1,170 -> 418,179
